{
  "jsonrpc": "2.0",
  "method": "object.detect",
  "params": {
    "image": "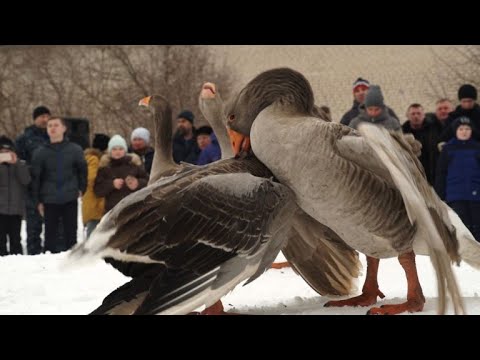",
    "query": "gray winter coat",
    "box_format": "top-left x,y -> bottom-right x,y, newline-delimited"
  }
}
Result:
0,160 -> 31,216
349,107 -> 401,131
31,140 -> 87,205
